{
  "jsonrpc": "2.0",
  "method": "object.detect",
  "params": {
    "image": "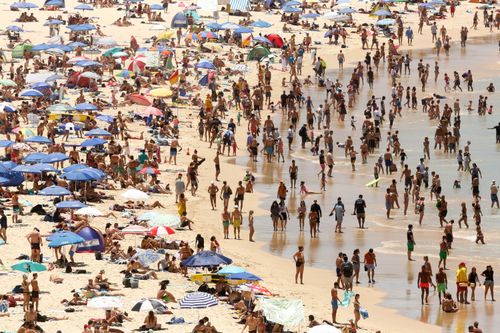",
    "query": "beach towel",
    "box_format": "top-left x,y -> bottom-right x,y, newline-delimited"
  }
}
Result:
339,290 -> 354,307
